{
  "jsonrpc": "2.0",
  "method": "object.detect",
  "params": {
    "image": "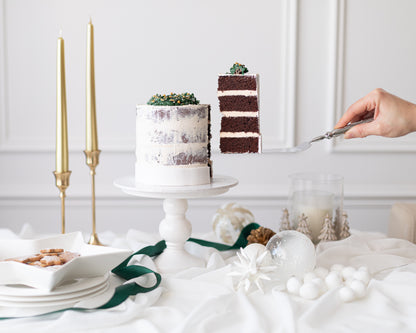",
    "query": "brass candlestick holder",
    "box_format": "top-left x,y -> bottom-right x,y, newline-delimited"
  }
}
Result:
53,171 -> 71,234
84,150 -> 103,245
